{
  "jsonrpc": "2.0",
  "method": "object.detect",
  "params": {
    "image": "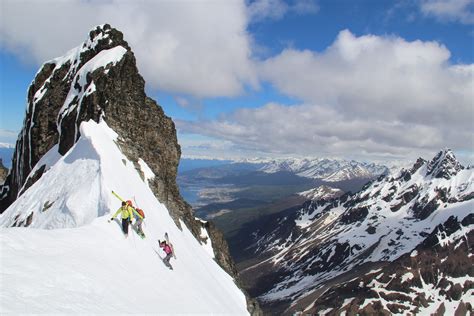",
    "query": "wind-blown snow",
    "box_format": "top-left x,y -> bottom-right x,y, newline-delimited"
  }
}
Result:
138,158 -> 155,185
0,120 -> 248,314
